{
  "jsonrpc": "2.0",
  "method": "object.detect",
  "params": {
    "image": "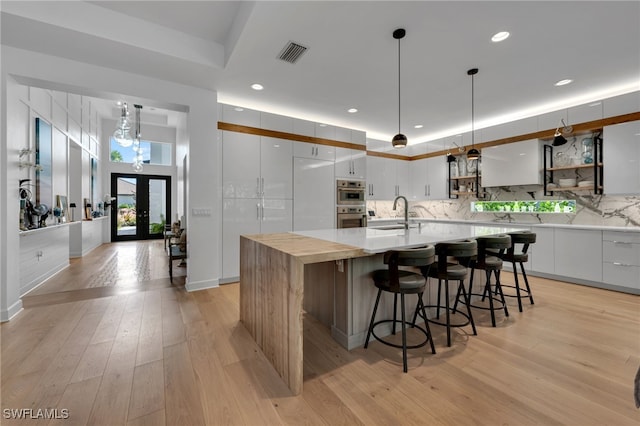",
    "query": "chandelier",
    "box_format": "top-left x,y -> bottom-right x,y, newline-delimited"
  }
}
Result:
113,102 -> 144,172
